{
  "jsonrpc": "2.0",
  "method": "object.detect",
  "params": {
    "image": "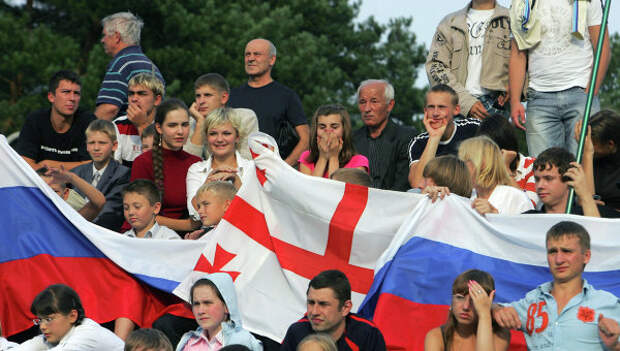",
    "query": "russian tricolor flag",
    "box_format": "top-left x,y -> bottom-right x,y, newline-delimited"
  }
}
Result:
0,135 -> 205,337
359,195 -> 620,350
